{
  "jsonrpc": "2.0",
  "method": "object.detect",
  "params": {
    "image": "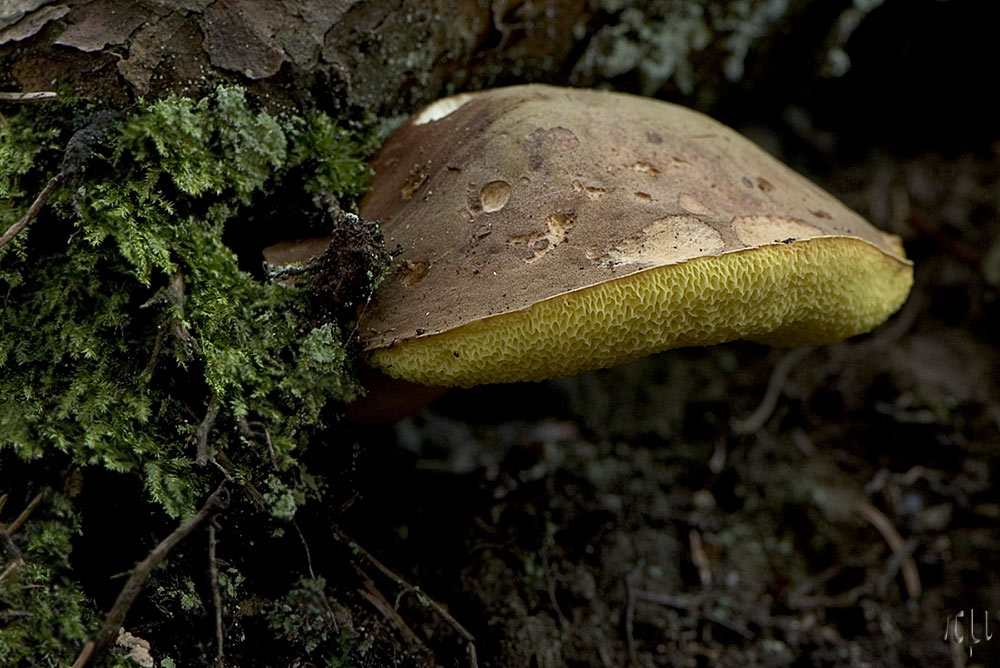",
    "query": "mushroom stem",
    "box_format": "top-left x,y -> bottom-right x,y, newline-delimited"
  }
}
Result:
346,368 -> 448,425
